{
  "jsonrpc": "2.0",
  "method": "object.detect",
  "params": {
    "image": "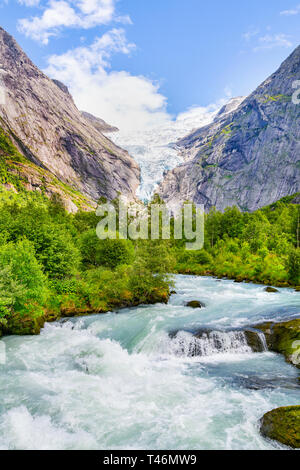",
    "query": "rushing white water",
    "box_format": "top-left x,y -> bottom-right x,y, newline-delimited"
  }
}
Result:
167,330 -> 253,358
0,276 -> 299,450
